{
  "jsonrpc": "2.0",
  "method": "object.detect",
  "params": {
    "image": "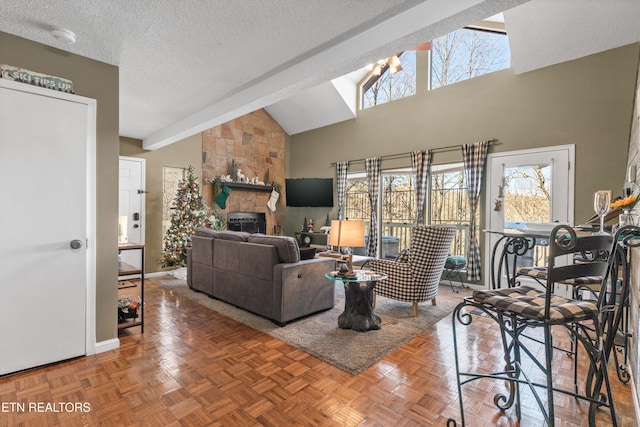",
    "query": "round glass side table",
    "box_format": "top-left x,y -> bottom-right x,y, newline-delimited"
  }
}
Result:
326,270 -> 387,332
